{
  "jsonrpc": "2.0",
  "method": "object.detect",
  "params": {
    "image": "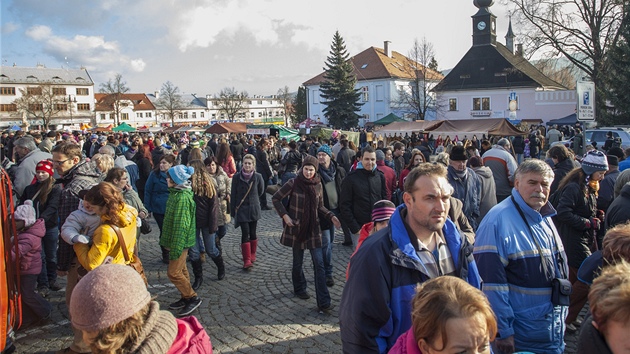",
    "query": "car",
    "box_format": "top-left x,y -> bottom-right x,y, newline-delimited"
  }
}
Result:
549,128 -> 630,152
